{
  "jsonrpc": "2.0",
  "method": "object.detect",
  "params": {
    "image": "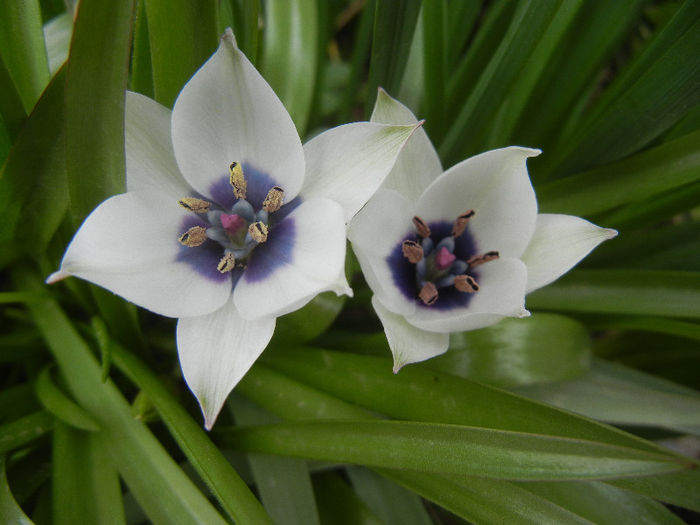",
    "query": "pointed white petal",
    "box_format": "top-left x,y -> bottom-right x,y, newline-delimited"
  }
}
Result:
177,298 -> 275,429
415,146 -> 541,258
125,92 -> 190,200
171,29 -> 305,203
55,190 -> 232,318
348,189 -> 417,316
371,89 -> 442,201
522,213 -> 618,294
234,198 -> 348,320
302,121 -> 420,222
372,296 -> 449,372
406,257 -> 529,333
